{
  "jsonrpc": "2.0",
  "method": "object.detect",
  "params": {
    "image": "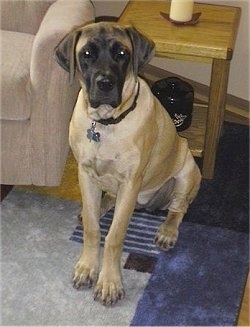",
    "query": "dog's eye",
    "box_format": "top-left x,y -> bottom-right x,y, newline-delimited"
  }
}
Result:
113,48 -> 128,62
116,48 -> 128,58
82,50 -> 92,58
111,42 -> 129,61
117,50 -> 126,56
